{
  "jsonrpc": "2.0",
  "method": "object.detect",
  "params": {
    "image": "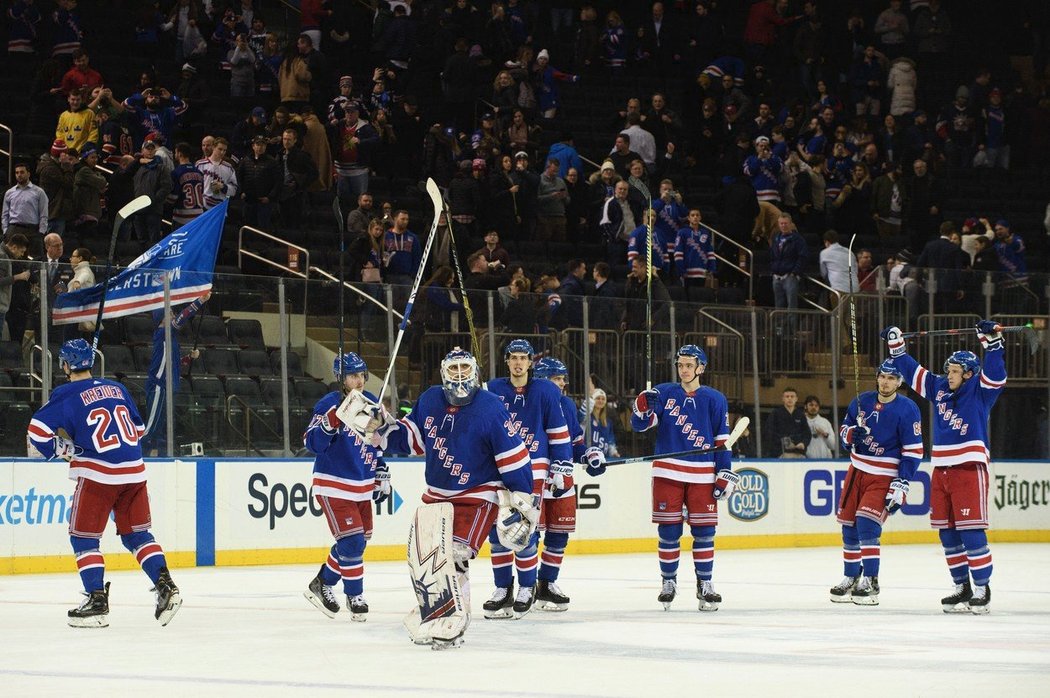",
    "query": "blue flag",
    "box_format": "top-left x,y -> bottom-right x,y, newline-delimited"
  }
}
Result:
53,200 -> 227,325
